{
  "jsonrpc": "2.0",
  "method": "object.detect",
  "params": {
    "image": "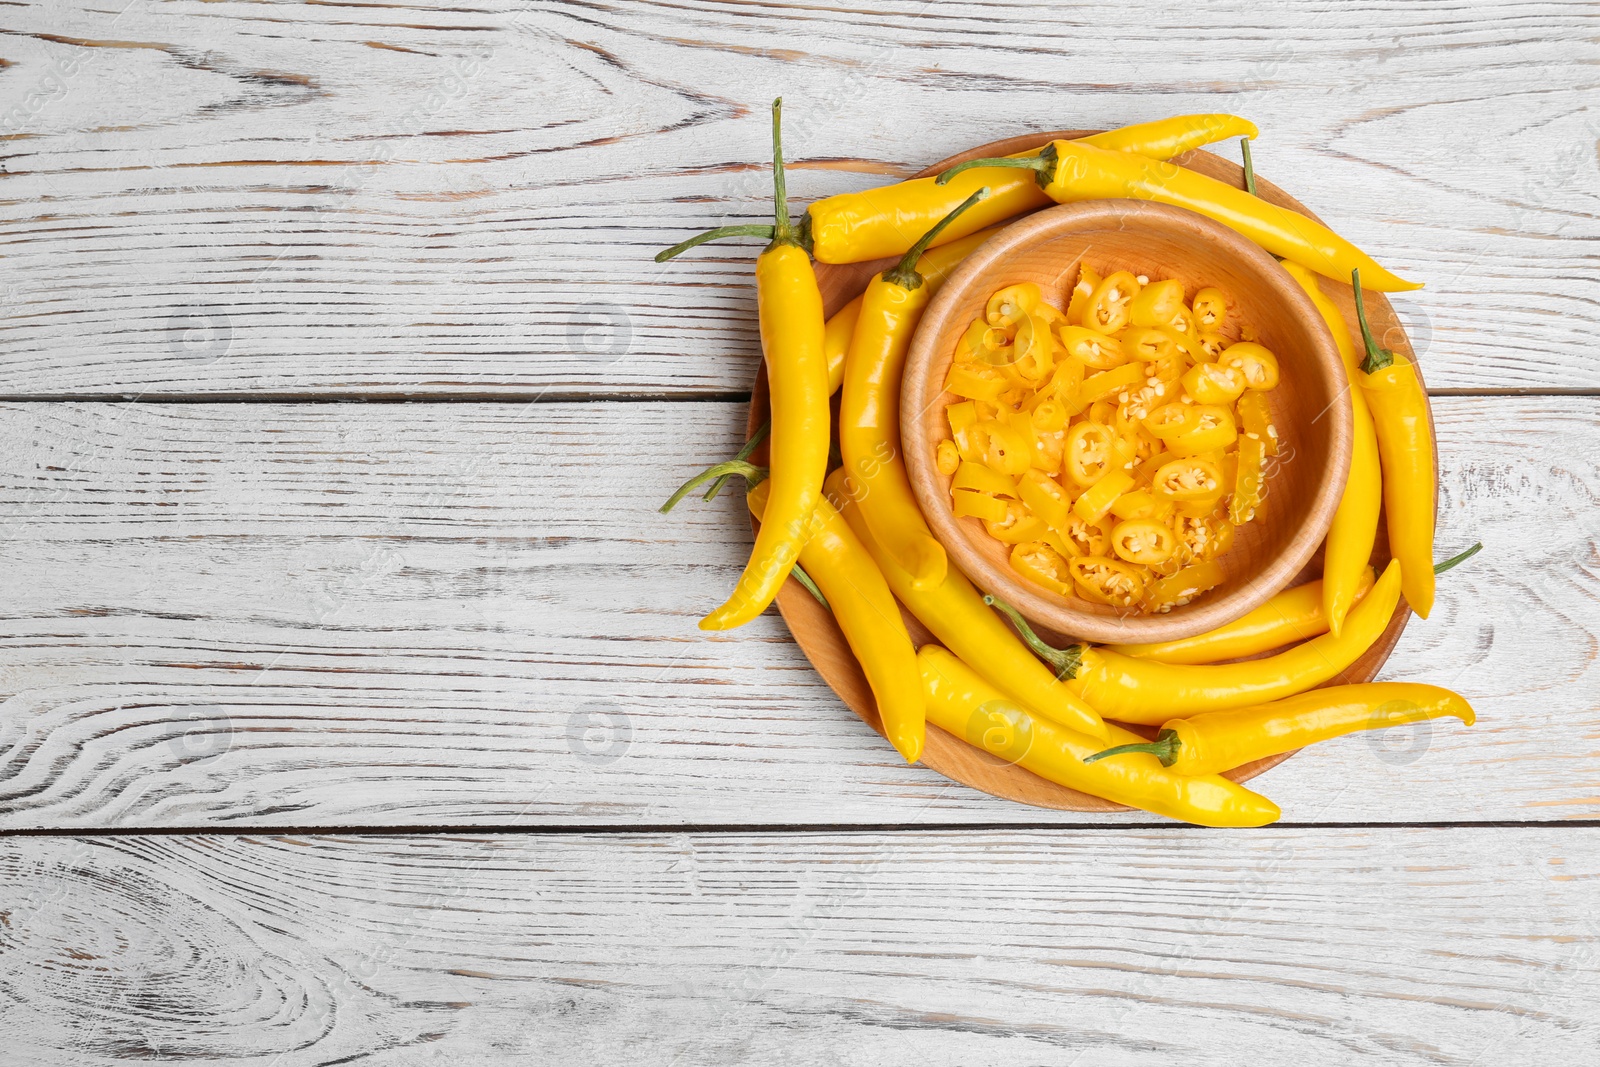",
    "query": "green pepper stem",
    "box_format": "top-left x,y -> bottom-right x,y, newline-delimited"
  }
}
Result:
1240,137 -> 1257,197
982,594 -> 1085,680
1350,268 -> 1395,375
1434,541 -> 1483,575
1083,730 -> 1181,767
703,419 -> 772,501
656,224 -> 775,263
654,97 -> 807,262
880,187 -> 991,291
789,563 -> 829,610
660,459 -> 769,513
771,98 -> 790,242
935,145 -> 1055,188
